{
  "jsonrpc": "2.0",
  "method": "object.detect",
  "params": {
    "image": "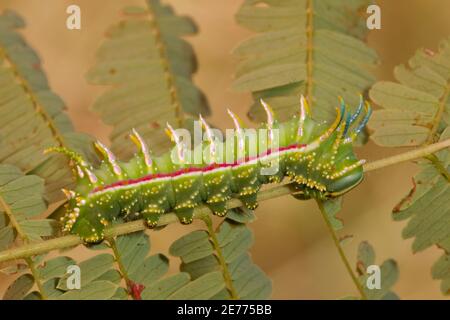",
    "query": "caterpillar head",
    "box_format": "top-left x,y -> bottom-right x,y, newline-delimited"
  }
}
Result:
290,95 -> 371,199
326,160 -> 365,197
323,96 -> 371,198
